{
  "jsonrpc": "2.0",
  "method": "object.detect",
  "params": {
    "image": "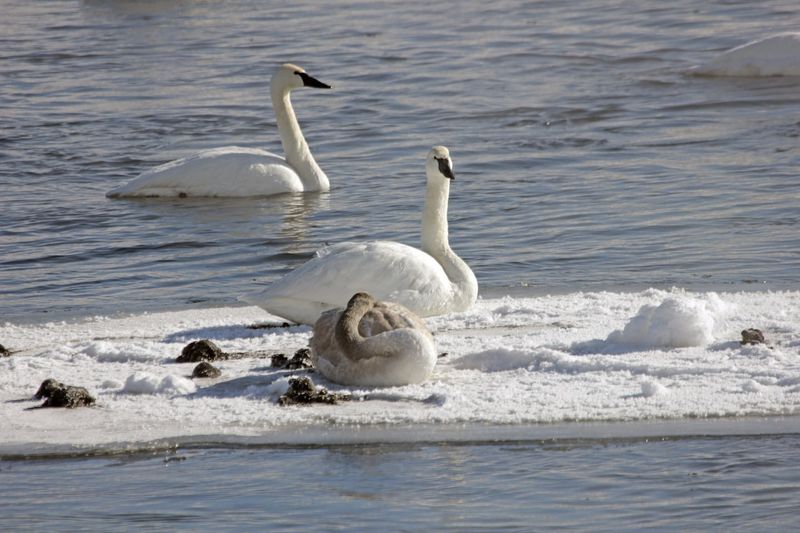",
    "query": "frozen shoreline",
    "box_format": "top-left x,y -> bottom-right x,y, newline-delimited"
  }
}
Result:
2,288 -> 799,455
3,416 -> 800,459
